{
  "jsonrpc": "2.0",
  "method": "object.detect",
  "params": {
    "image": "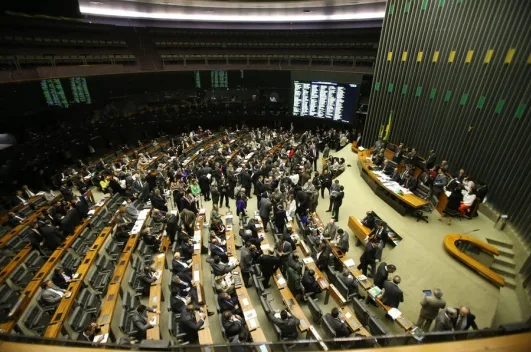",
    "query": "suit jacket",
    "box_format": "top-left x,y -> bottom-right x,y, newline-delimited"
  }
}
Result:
170,294 -> 188,313
336,234 -> 349,253
218,296 -> 238,312
301,271 -> 319,293
433,310 -> 453,332
316,248 -> 330,270
259,198 -> 272,219
172,259 -> 191,274
42,286 -> 65,304
338,274 -> 358,294
450,309 -> 478,330
373,262 -> 389,289
419,296 -> 446,320
381,281 -> 404,309
257,255 -> 281,277
240,247 -> 253,273
286,253 -> 302,273
179,308 -> 204,343
28,229 -> 44,250
206,257 -> 237,276
40,225 -> 64,250
222,316 -> 244,338
131,307 -> 155,340
139,269 -> 157,289
269,313 -> 300,339
323,223 -> 338,239
210,243 -> 228,260
325,313 -> 351,338
51,271 -> 71,289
